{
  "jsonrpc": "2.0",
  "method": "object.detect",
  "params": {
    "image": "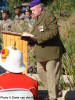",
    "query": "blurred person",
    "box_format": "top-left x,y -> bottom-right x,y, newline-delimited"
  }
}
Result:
14,5 -> 24,20
24,9 -> 31,19
30,13 -> 35,25
0,9 -> 13,31
1,9 -> 10,21
0,46 -> 38,100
